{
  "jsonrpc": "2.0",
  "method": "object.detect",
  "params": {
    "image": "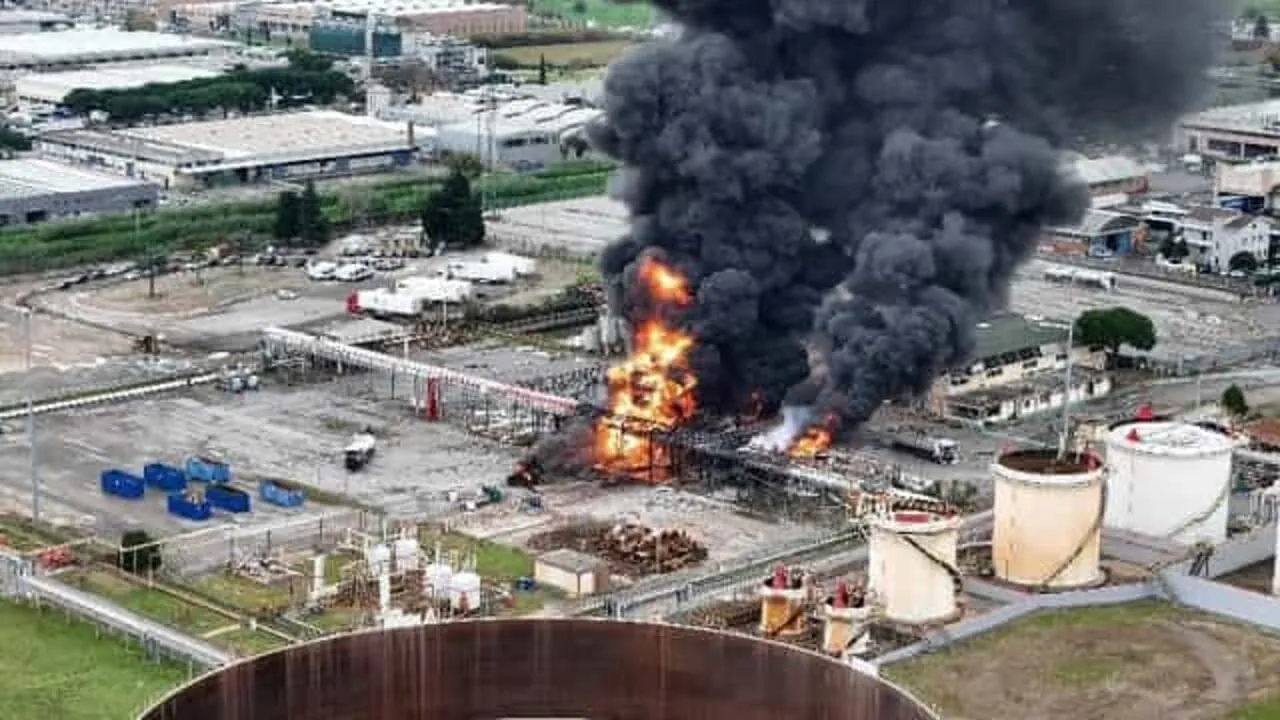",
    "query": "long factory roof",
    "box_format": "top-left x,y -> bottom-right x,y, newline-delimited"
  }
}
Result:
0,158 -> 151,200
0,29 -> 237,66
13,64 -> 222,104
1180,99 -> 1280,136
